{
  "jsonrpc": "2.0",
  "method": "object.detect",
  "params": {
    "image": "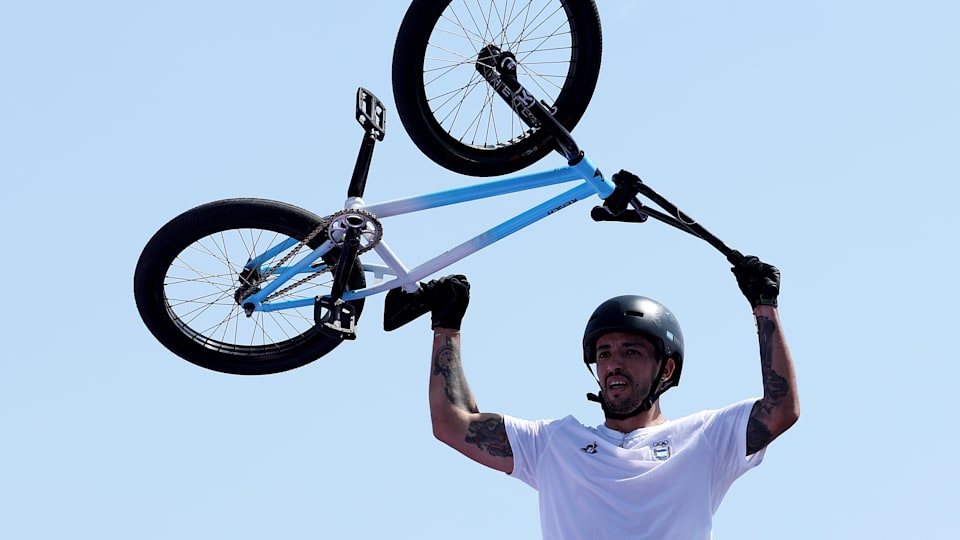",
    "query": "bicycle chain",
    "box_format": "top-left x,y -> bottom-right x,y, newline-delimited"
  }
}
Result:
259,209 -> 382,301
